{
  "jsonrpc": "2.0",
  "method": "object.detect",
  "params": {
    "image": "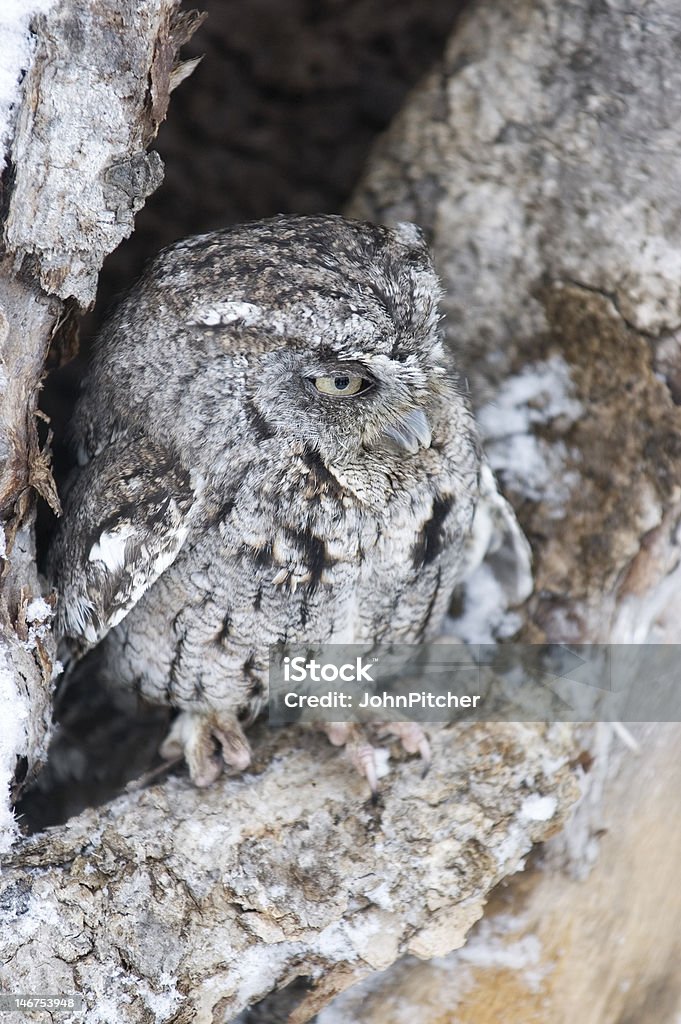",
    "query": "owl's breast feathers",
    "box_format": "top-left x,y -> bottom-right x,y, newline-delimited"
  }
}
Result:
225,428 -> 477,605
52,408 -> 477,661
